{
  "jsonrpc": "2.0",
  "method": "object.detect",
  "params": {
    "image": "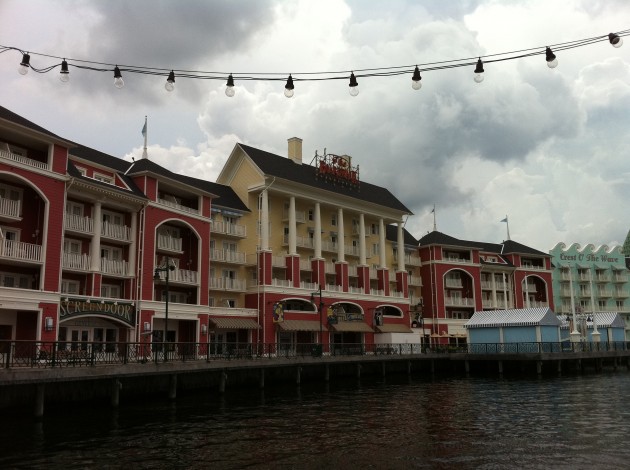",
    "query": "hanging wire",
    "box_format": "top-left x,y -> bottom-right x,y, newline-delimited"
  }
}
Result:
1,29 -> 628,83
